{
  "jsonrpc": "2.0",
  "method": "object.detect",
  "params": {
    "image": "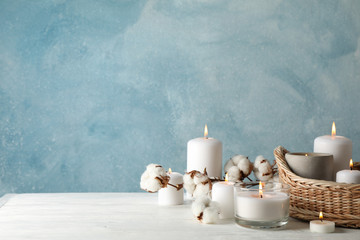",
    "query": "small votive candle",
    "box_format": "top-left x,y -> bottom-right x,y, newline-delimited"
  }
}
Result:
336,159 -> 360,184
234,181 -> 290,228
158,169 -> 184,205
310,212 -> 335,233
